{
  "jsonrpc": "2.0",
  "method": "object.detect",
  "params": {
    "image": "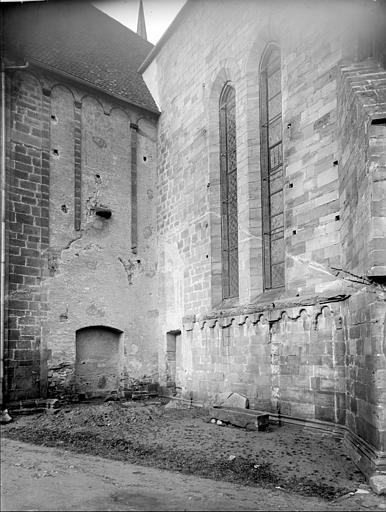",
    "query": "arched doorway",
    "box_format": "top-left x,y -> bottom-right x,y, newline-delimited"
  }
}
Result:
75,326 -> 121,397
